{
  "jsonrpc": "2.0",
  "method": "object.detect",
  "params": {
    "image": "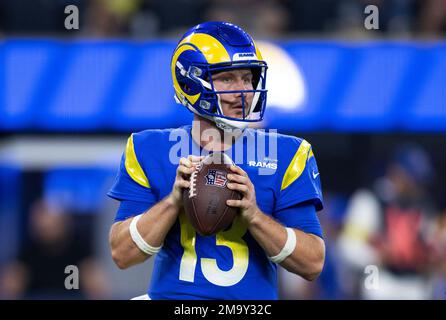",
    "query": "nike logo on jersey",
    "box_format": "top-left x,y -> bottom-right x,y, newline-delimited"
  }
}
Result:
312,170 -> 320,179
